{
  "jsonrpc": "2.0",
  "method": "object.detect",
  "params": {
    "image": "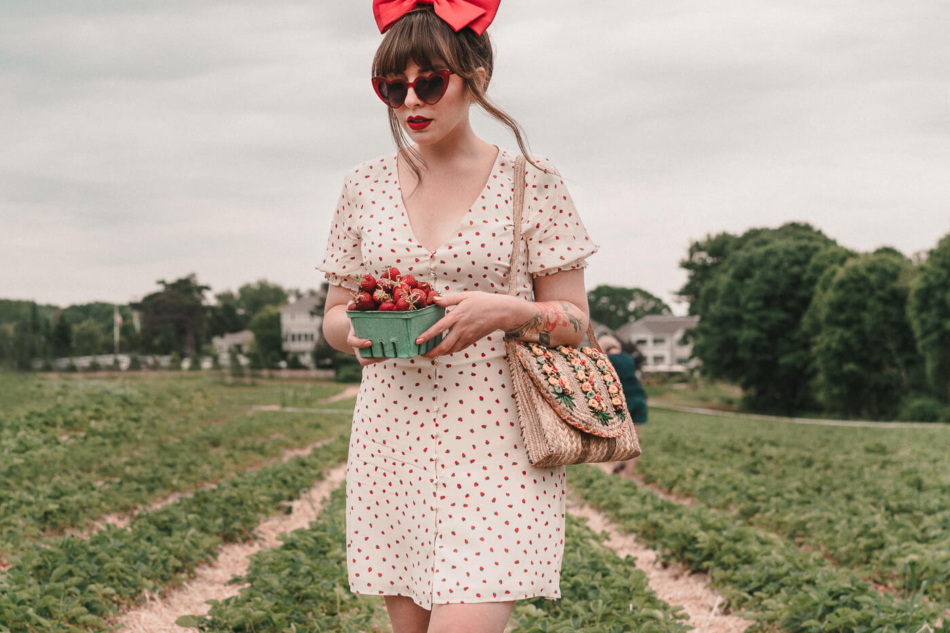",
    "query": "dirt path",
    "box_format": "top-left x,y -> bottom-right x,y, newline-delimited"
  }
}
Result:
67,436 -> 337,537
113,462 -> 348,633
650,401 -> 950,429
320,384 -> 360,403
603,463 -> 910,601
566,466 -> 753,633
65,385 -> 359,538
